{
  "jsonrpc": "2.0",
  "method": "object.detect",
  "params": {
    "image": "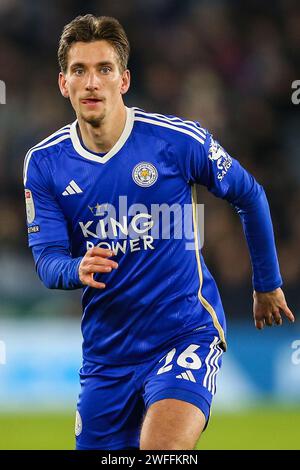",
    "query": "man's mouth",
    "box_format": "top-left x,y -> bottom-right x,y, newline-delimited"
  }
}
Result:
81,98 -> 103,105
